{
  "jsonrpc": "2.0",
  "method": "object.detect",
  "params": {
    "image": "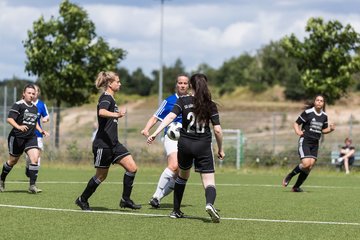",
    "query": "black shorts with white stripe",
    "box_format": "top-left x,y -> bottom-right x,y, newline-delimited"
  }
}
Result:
298,137 -> 319,160
92,142 -> 130,168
